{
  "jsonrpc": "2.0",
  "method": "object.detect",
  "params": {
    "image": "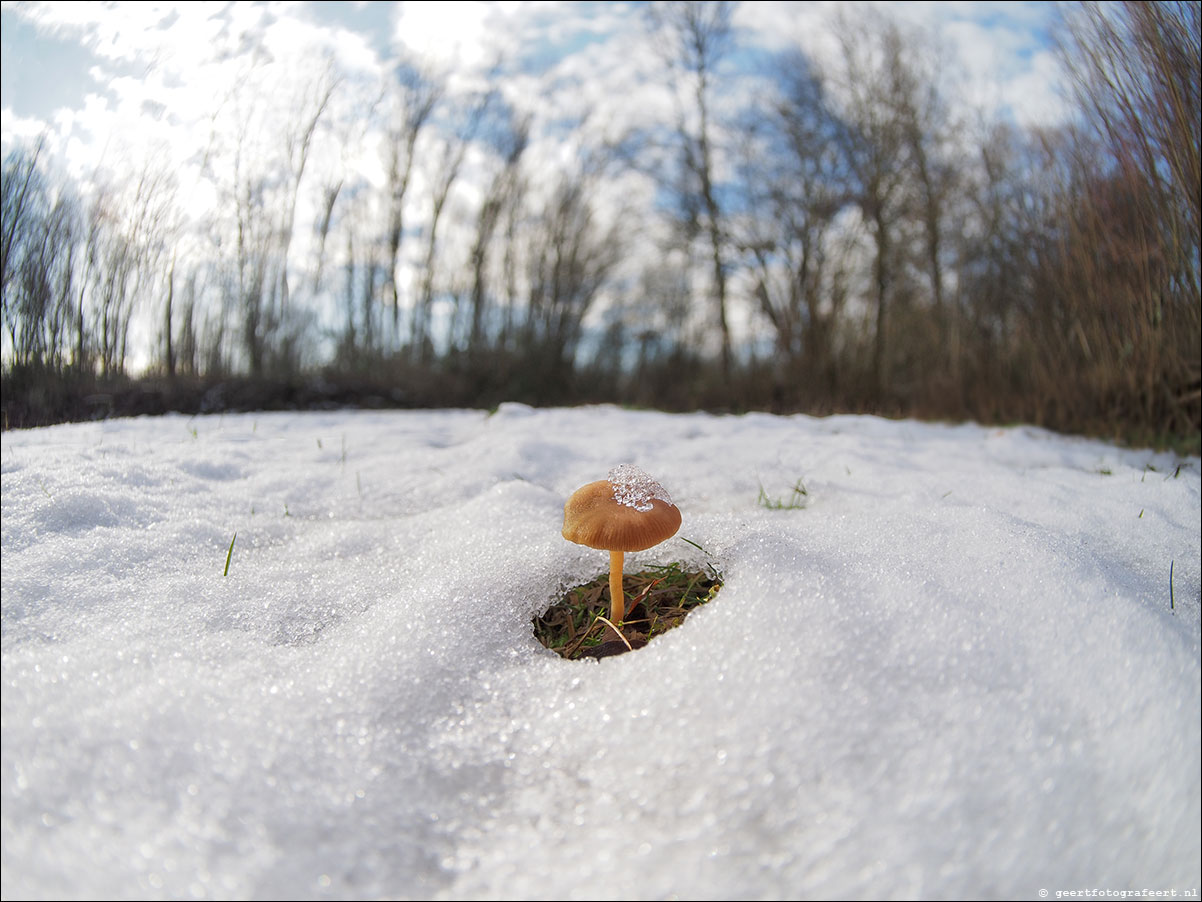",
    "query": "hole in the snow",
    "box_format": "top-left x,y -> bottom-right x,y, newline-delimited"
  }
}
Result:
533,562 -> 723,660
